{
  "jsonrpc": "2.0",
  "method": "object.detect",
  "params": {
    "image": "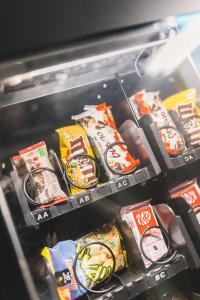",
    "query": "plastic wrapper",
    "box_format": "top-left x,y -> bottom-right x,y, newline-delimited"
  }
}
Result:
42,240 -> 83,300
72,103 -> 140,179
170,179 -> 200,224
56,125 -> 98,195
13,141 -> 67,206
41,223 -> 126,300
121,203 -> 168,268
164,89 -> 200,147
130,91 -> 185,156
